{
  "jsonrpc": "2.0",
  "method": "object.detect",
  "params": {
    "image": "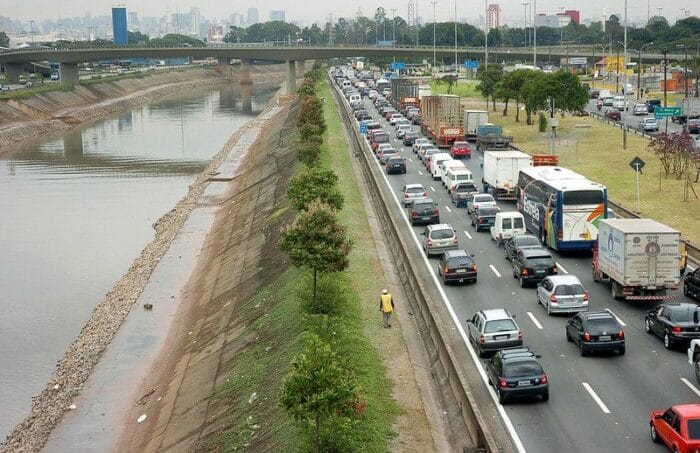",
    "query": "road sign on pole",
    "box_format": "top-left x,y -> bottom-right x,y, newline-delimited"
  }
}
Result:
359,123 -> 368,134
654,107 -> 681,119
629,156 -> 645,212
390,62 -> 406,70
464,60 -> 480,69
